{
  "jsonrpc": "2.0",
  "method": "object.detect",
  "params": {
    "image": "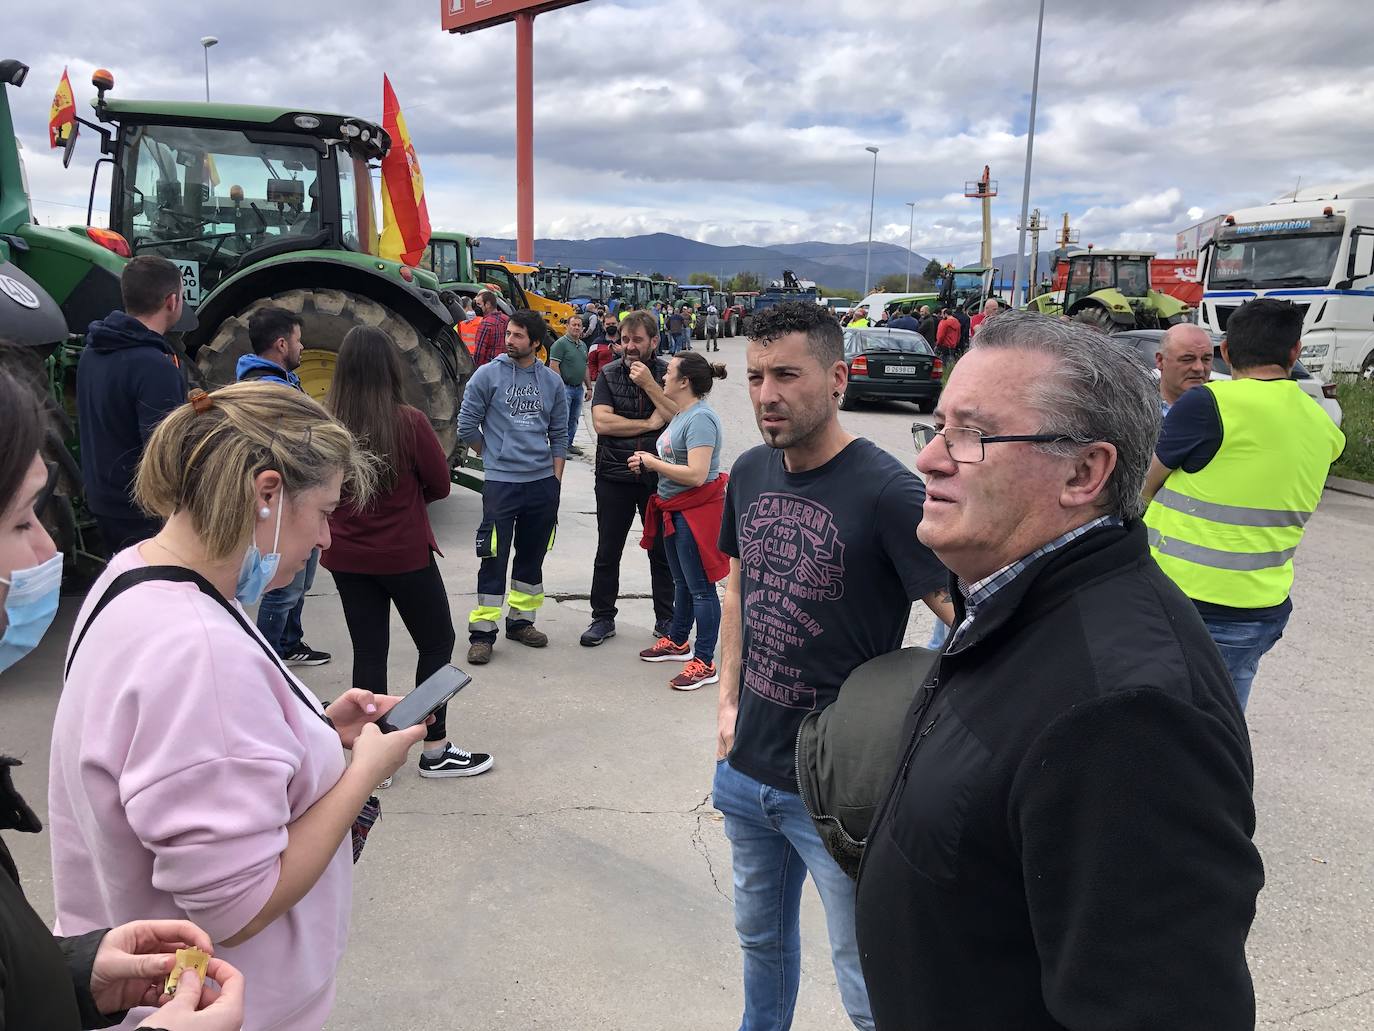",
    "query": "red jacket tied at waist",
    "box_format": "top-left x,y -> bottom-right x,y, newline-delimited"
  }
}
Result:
640,474 -> 730,584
